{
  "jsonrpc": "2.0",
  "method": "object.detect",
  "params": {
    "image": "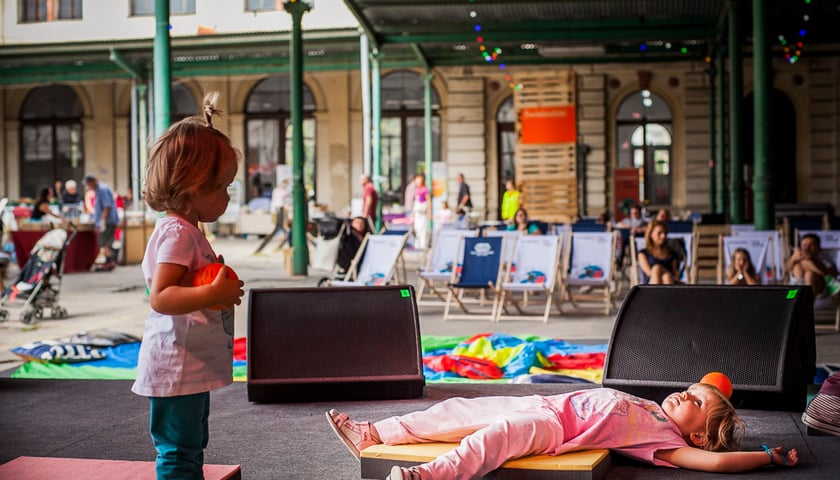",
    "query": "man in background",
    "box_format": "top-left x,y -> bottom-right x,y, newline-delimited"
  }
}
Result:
787,233 -> 839,300
84,174 -> 119,272
360,174 -> 378,225
456,173 -> 472,216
